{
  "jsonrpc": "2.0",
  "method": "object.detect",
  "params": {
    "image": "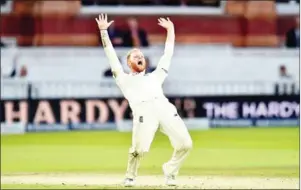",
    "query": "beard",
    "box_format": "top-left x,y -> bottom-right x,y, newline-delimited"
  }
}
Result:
131,61 -> 145,73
